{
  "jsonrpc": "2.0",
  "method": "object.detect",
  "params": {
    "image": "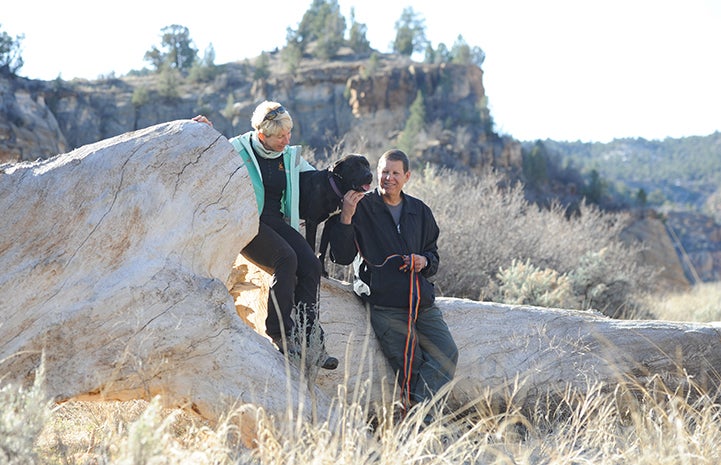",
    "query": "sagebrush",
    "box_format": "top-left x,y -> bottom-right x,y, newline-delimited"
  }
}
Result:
325,166 -> 656,317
